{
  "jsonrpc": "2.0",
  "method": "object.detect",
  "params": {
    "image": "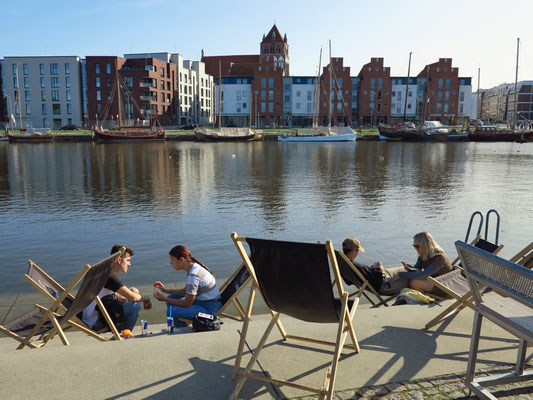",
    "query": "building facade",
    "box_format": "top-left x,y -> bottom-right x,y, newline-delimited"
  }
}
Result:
357,58 -> 392,126
2,56 -> 83,129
